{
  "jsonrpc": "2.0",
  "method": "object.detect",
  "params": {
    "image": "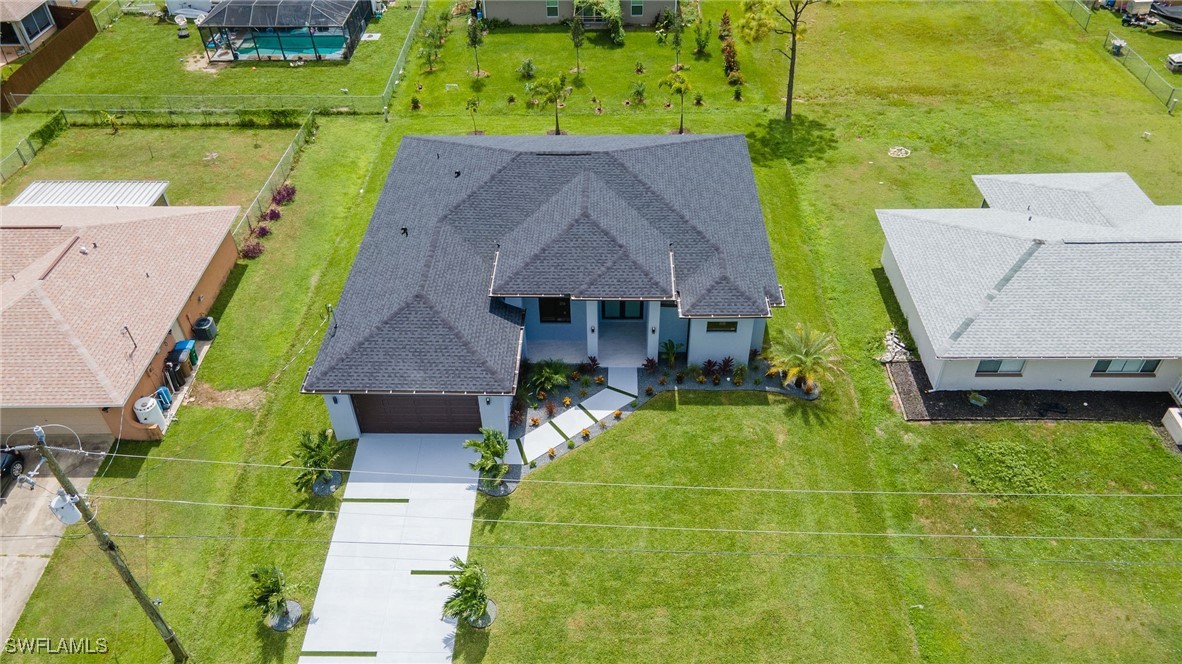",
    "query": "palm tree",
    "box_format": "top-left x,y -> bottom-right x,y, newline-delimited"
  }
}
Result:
534,75 -> 570,135
441,557 -> 491,626
659,71 -> 693,134
527,358 -> 570,397
764,323 -> 841,394
282,430 -> 351,494
249,564 -> 297,624
464,427 -> 508,488
569,16 -> 586,74
661,339 -> 684,369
